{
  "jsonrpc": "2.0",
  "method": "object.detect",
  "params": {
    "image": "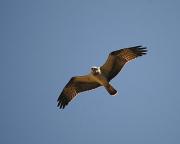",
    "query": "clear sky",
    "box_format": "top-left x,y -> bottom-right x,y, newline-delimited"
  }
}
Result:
1,0 -> 180,144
